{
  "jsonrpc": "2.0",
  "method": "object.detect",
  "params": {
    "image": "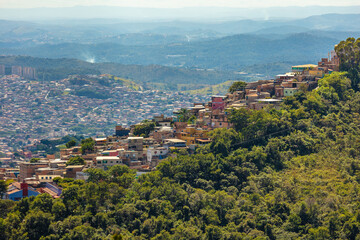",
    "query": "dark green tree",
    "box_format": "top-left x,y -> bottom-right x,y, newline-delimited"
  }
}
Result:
65,139 -> 77,148
66,156 -> 85,166
228,81 -> 247,93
